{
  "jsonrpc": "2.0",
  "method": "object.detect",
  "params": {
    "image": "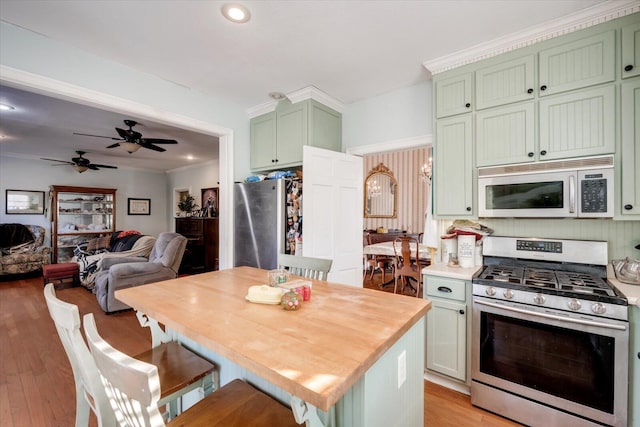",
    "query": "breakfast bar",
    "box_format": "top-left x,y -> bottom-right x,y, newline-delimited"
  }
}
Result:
116,266 -> 431,427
